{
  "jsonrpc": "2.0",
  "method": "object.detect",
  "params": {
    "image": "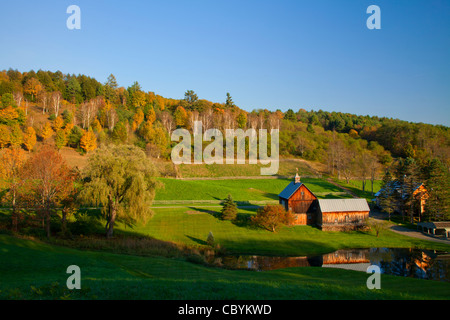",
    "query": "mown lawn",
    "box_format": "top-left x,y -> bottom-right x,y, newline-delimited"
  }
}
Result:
131,206 -> 450,256
1,234 -> 449,300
